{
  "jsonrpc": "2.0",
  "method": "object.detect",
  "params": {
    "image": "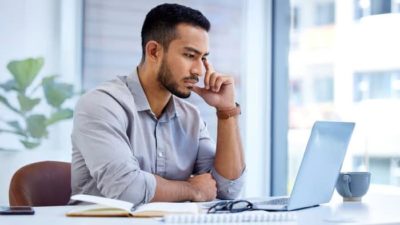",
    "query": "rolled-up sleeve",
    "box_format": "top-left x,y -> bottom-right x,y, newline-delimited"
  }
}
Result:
211,167 -> 246,199
194,120 -> 246,200
72,91 -> 156,205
